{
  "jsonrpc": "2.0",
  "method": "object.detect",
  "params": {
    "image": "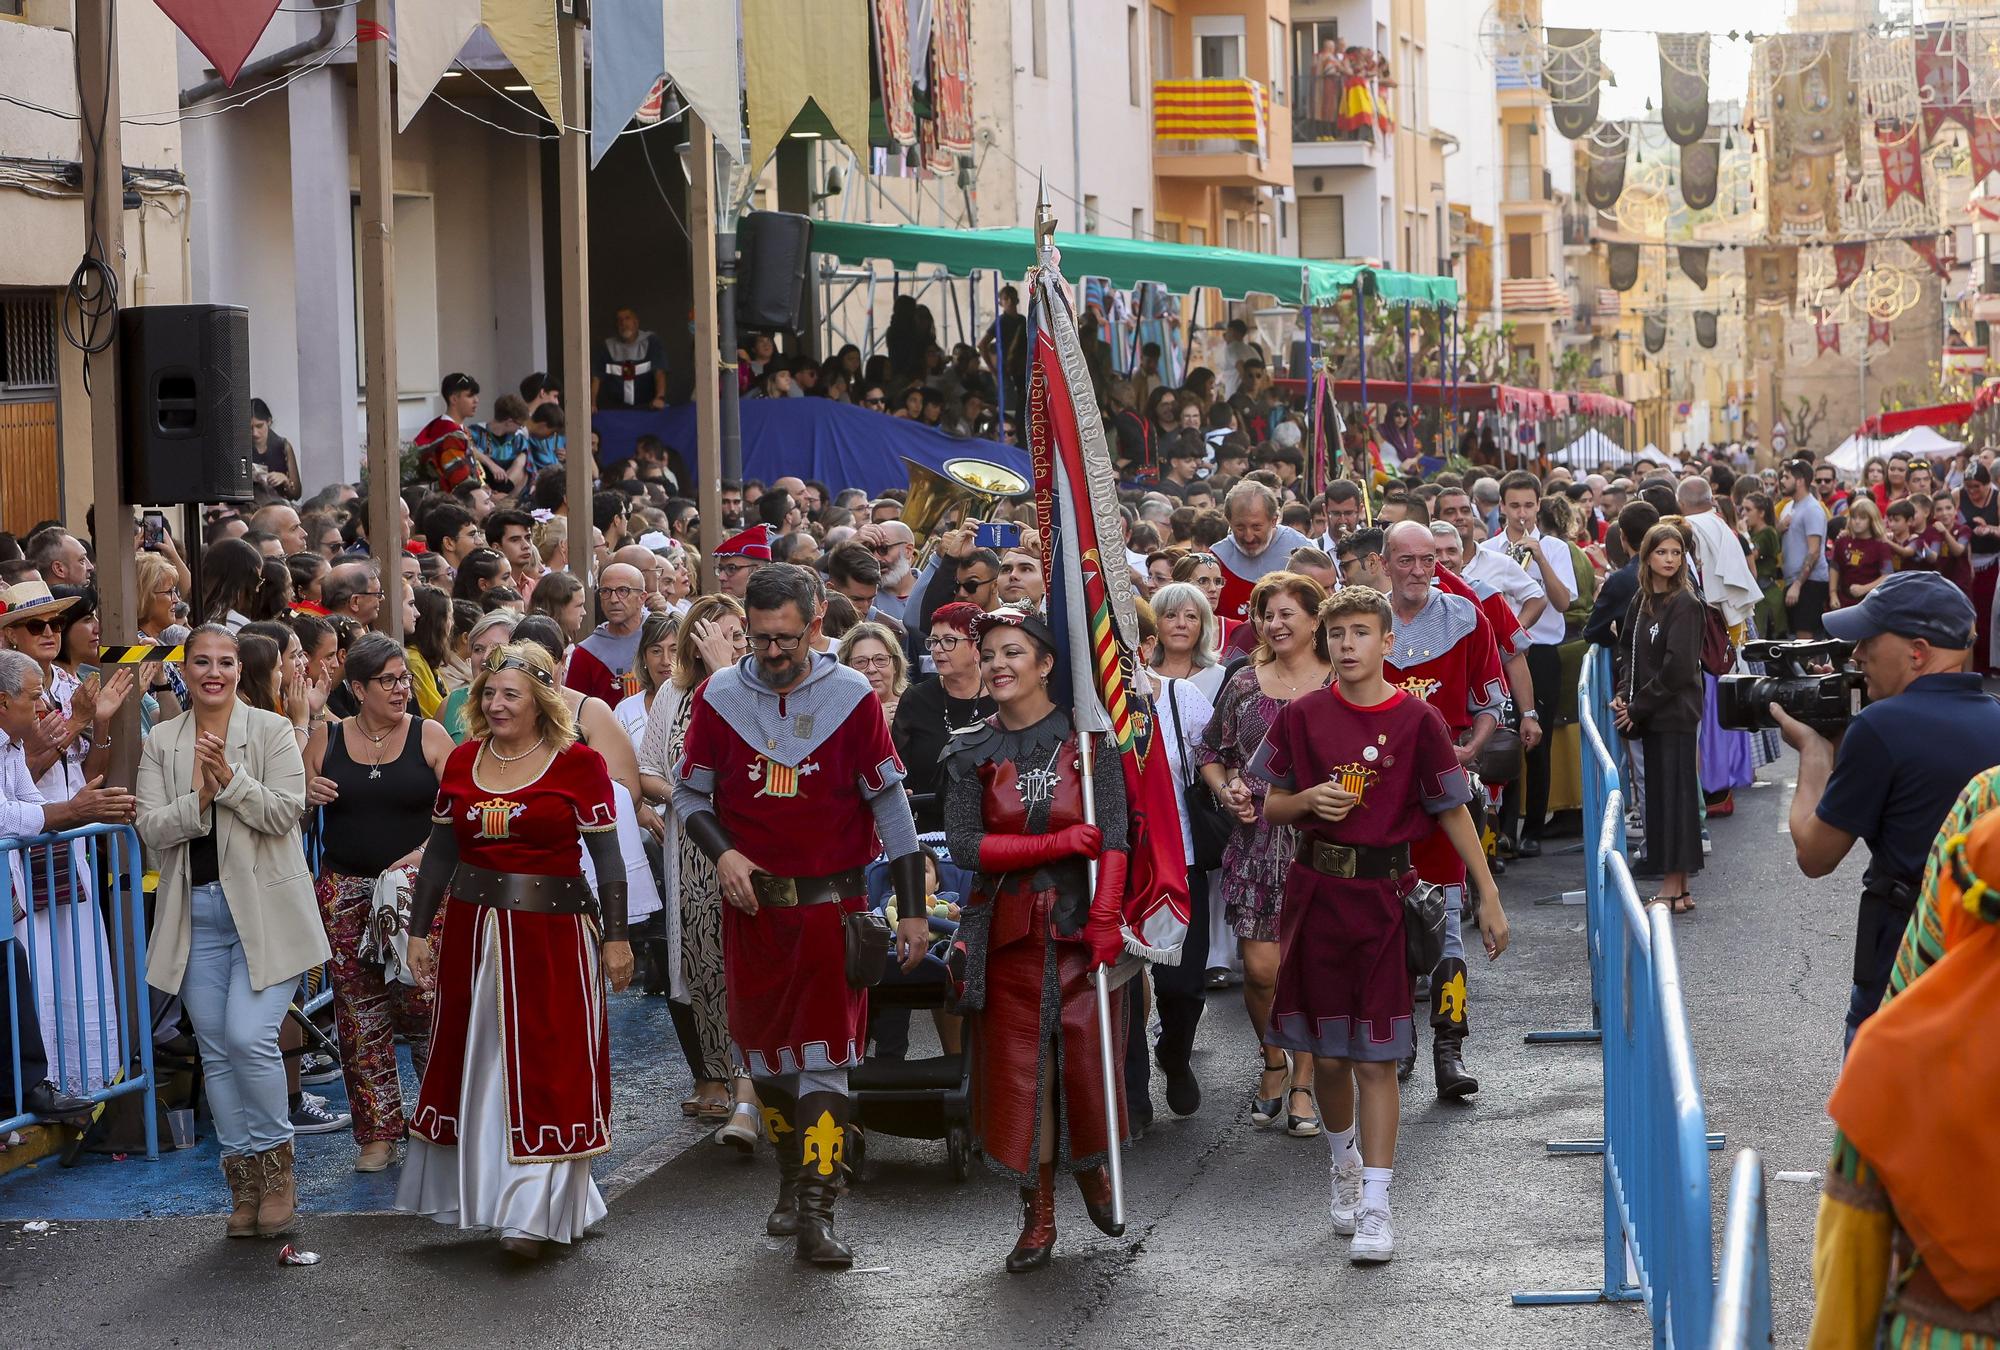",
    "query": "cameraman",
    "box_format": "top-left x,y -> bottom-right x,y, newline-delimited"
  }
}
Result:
1773,572 -> 2000,1048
